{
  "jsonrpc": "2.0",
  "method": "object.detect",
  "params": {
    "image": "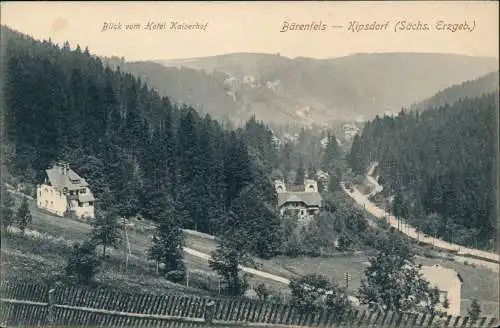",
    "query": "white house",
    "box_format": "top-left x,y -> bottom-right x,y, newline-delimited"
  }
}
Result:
420,264 -> 463,316
37,162 -> 95,219
275,179 -> 322,221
